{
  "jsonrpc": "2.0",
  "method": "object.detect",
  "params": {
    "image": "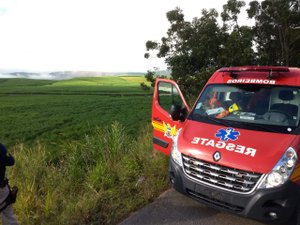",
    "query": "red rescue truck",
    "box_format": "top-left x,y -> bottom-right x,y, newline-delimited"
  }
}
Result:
152,66 -> 300,224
